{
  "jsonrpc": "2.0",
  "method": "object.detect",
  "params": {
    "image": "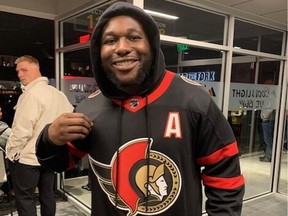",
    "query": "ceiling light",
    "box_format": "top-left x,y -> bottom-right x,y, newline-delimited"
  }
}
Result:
144,9 -> 179,20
